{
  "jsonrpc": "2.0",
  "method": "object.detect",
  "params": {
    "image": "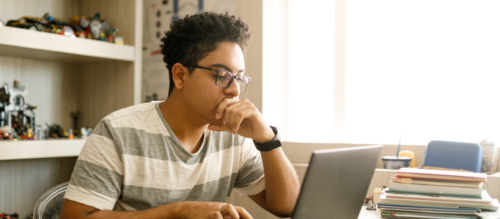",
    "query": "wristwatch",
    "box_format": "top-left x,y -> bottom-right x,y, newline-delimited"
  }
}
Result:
253,126 -> 281,152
